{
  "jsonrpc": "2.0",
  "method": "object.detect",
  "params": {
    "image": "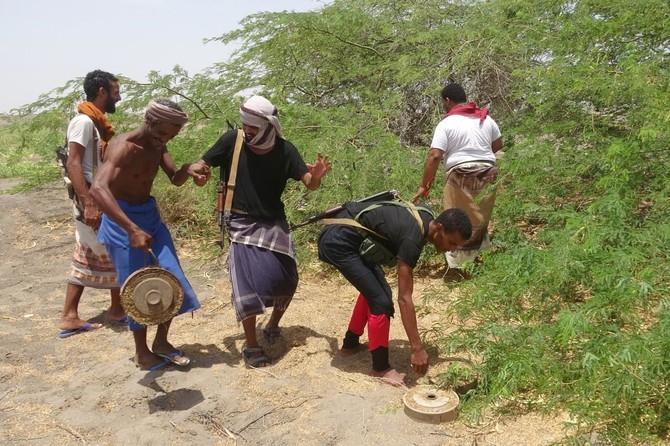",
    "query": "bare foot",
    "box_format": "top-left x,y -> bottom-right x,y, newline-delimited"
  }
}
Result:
339,343 -> 367,357
151,340 -> 176,355
59,317 -> 101,331
370,368 -> 406,387
108,312 -> 128,324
